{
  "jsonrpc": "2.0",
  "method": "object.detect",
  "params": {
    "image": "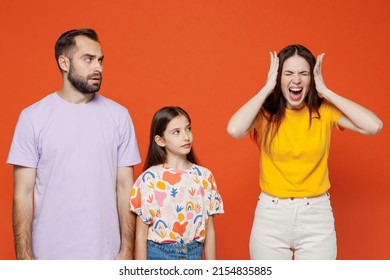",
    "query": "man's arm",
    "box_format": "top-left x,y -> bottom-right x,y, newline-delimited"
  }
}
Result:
13,166 -> 35,260
134,216 -> 148,260
116,166 -> 135,260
